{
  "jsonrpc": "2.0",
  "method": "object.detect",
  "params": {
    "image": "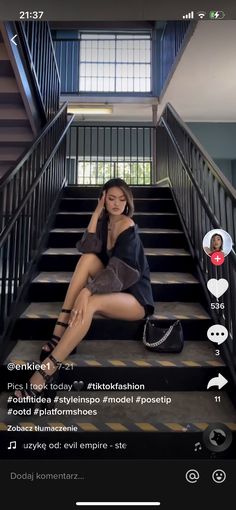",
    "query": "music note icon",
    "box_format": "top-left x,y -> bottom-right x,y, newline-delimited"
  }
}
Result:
194,442 -> 202,452
7,441 -> 16,450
